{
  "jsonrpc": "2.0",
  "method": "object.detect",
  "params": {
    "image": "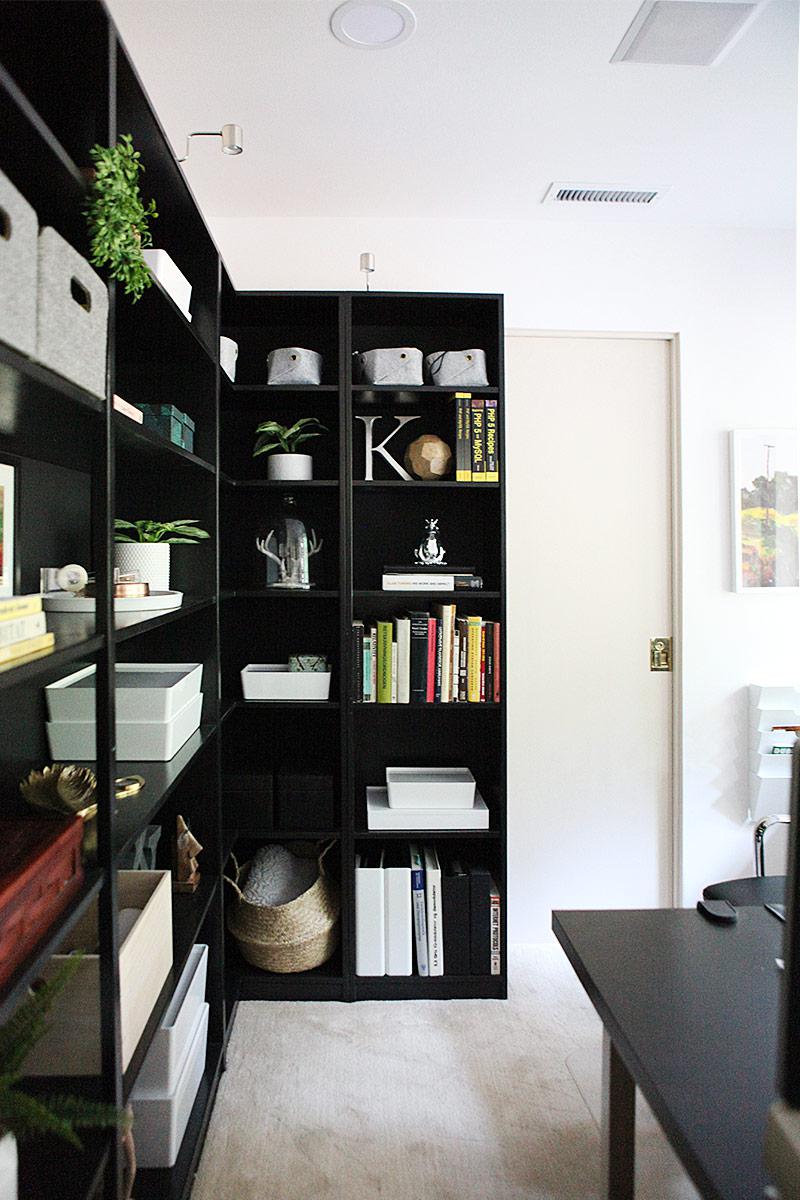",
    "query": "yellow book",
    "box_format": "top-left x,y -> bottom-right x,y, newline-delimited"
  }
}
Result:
0,594 -> 43,623
466,616 -> 483,703
0,631 -> 55,665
